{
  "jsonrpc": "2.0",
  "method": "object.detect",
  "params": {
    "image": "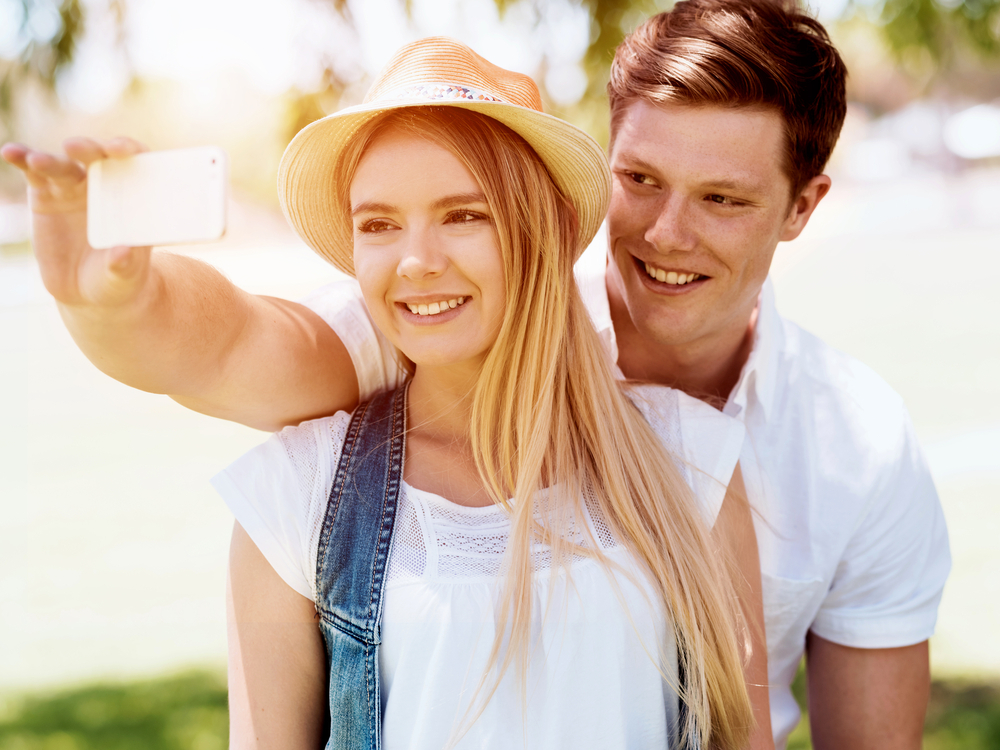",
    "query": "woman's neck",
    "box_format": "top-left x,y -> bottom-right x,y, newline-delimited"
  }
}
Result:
407,363 -> 478,440
404,363 -> 497,507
